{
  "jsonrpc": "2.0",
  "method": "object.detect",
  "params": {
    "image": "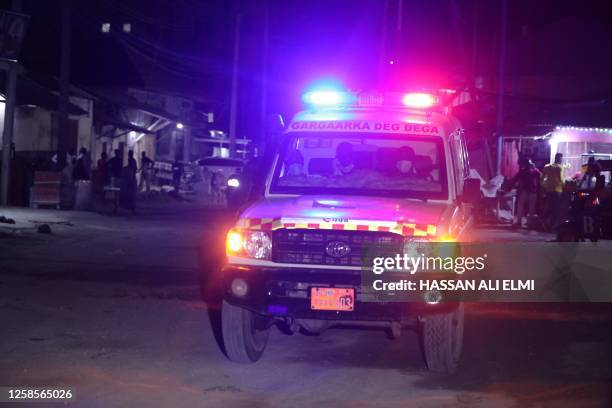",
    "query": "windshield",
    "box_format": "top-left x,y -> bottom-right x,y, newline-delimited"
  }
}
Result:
270,132 -> 448,199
